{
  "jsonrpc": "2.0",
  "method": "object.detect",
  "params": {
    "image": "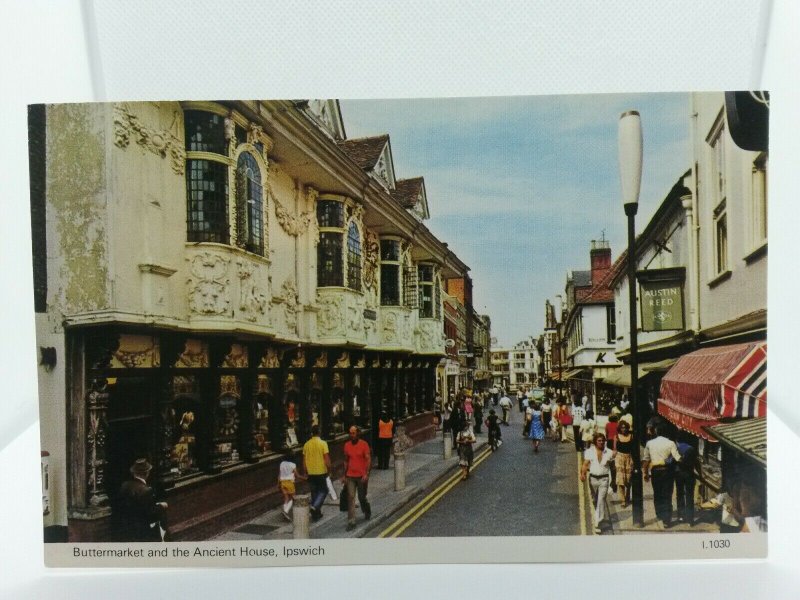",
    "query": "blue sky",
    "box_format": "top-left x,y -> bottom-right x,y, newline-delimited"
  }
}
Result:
340,94 -> 690,347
